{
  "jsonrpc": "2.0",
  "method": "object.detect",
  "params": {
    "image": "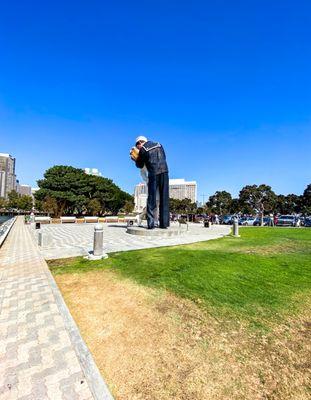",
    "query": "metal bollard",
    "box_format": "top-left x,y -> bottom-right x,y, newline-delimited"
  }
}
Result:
93,223 -> 104,257
233,218 -> 240,237
85,224 -> 108,260
38,231 -> 43,246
